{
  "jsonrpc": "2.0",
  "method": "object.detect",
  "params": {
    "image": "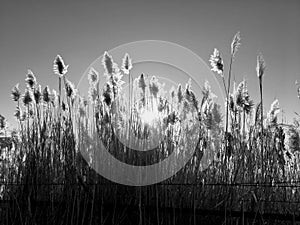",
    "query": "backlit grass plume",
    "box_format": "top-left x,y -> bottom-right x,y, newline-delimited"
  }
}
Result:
256,53 -> 266,79
22,89 -> 33,106
231,31 -> 241,59
296,81 -> 300,99
121,53 -> 133,75
53,55 -> 69,77
256,52 -> 266,177
209,48 -> 224,77
14,106 -> 21,120
149,76 -> 159,98
25,69 -> 37,89
33,84 -> 42,104
11,83 -> 21,102
268,99 -> 280,124
88,84 -> 98,103
0,114 -> 6,130
102,51 -> 114,75
42,86 -> 51,103
65,79 -> 77,100
88,67 -> 99,85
